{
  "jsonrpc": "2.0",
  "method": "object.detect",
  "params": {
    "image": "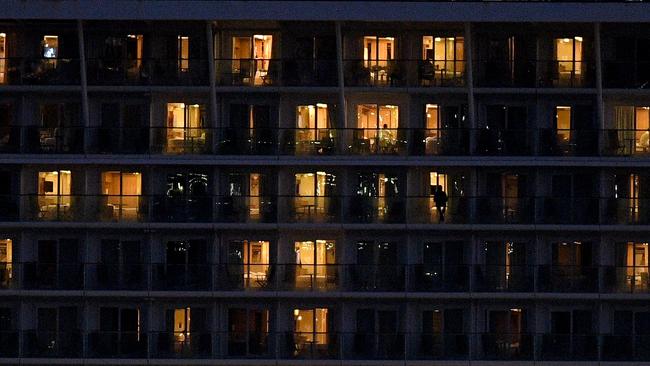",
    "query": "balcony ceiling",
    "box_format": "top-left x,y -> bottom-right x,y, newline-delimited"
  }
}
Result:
5,0 -> 650,22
